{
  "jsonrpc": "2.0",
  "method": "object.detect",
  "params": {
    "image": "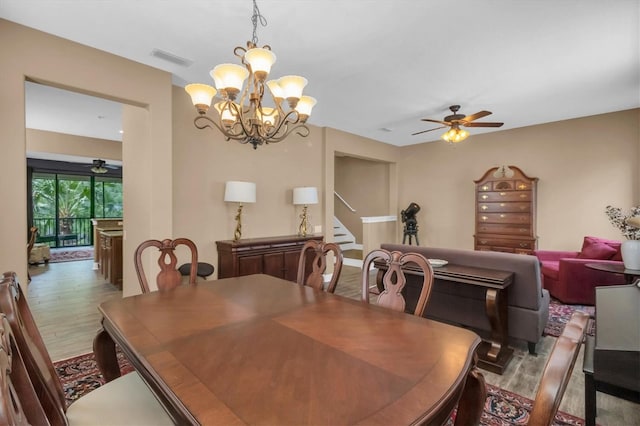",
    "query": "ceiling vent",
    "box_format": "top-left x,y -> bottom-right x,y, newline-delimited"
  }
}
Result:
150,49 -> 193,67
